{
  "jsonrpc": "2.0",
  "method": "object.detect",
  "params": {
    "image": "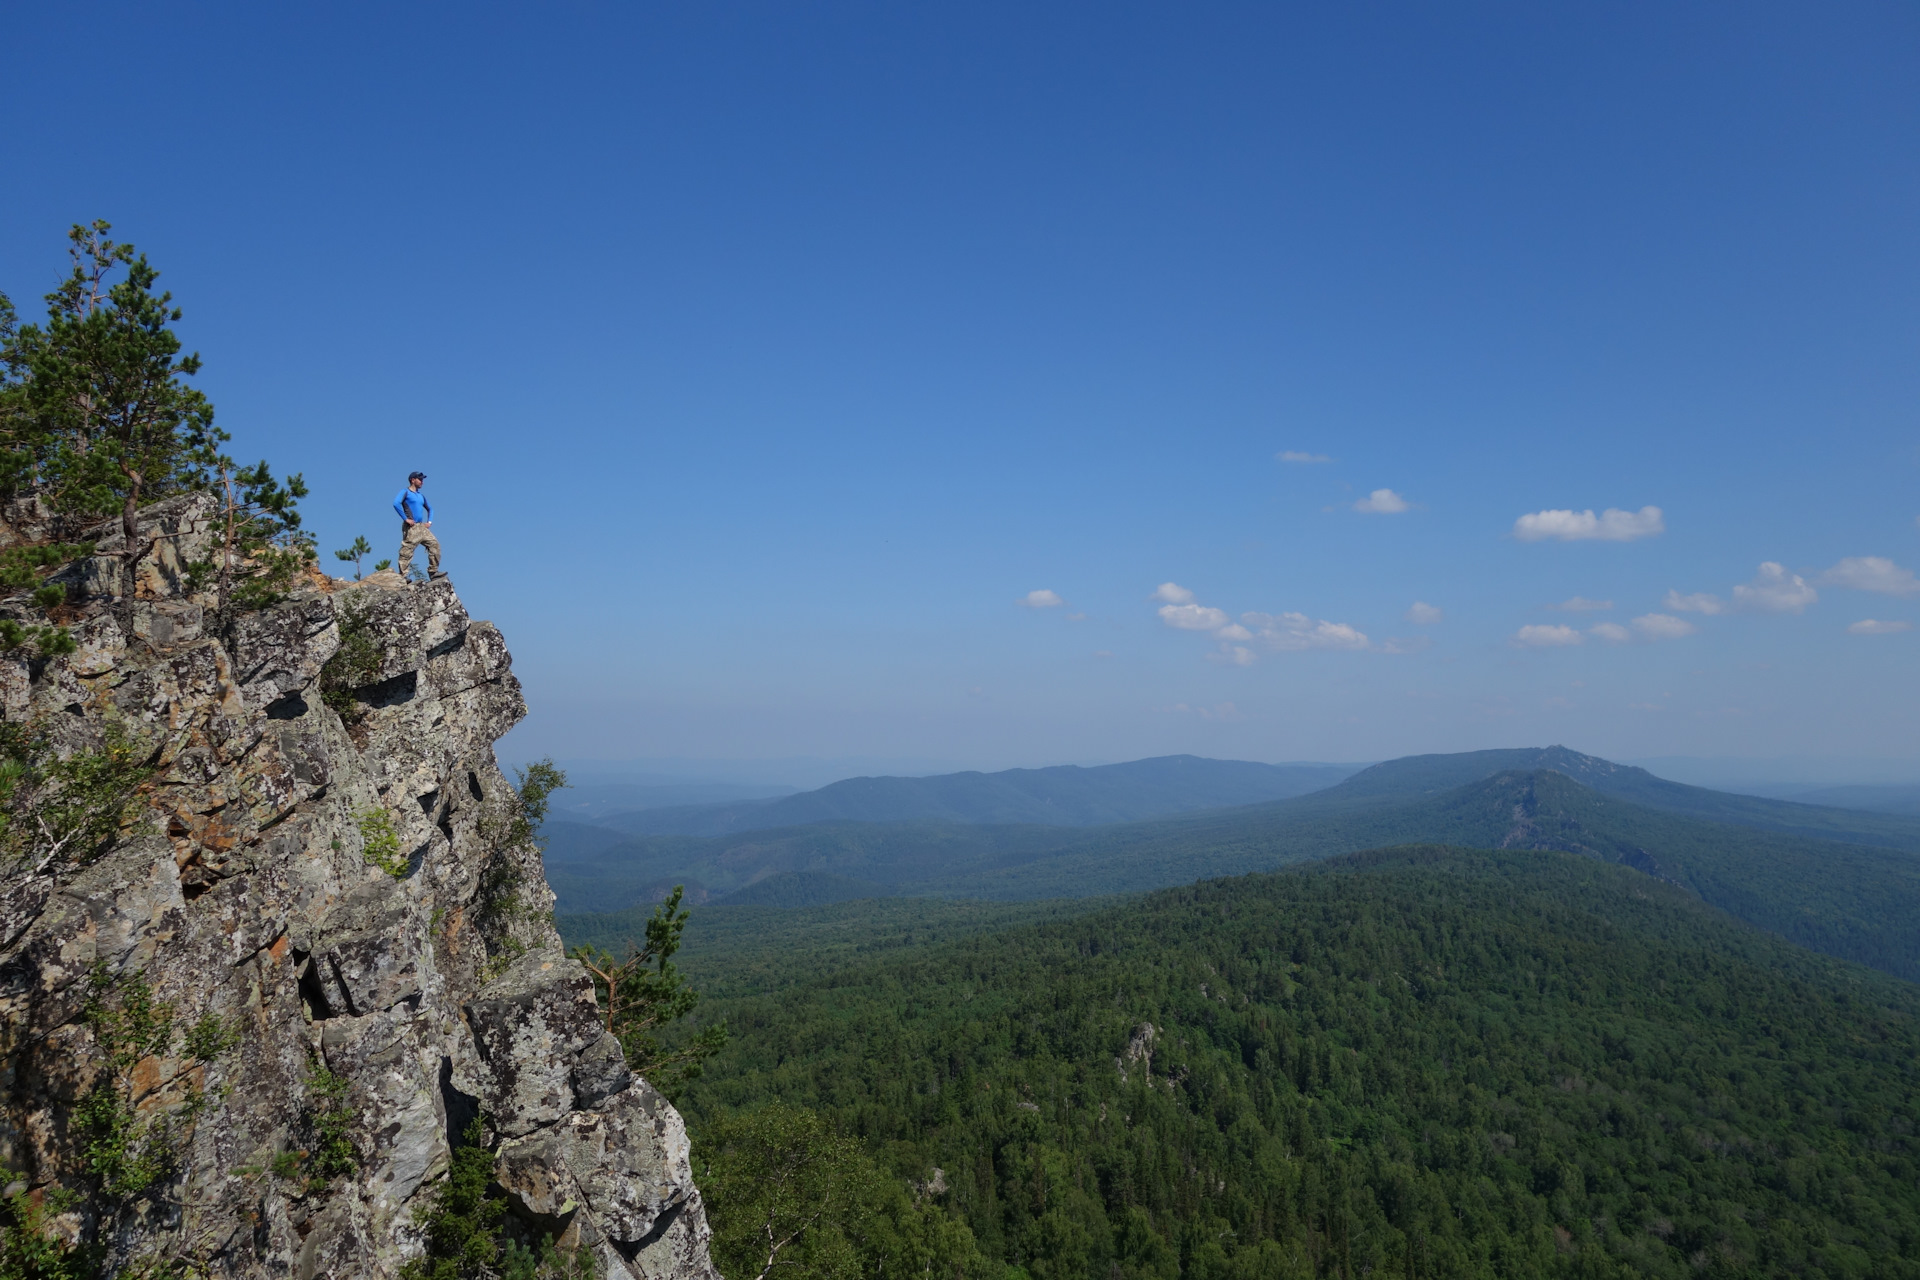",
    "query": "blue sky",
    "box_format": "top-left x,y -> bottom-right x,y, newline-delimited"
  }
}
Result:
3,3 -> 1916,776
